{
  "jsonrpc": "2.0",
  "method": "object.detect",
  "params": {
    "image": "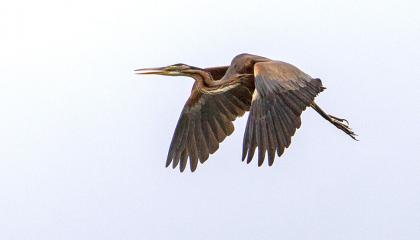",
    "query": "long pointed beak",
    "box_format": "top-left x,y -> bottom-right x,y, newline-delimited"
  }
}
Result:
134,67 -> 166,75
